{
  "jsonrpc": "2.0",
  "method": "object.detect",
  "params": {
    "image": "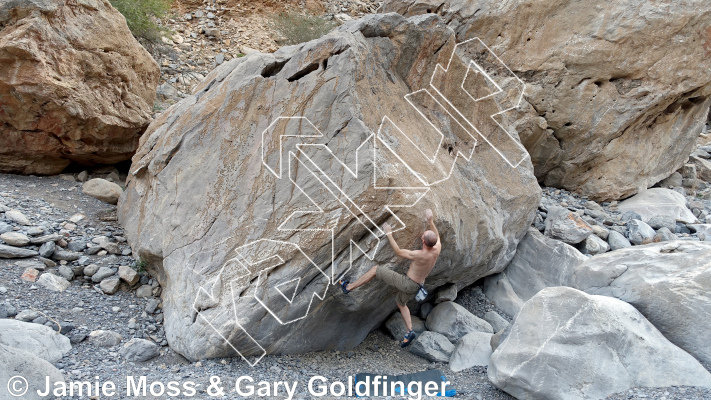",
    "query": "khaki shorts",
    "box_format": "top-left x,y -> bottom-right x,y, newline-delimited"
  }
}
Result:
376,266 -> 421,306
